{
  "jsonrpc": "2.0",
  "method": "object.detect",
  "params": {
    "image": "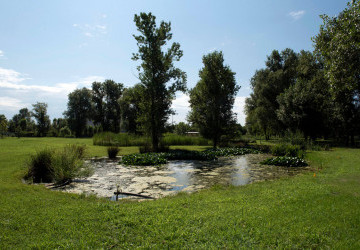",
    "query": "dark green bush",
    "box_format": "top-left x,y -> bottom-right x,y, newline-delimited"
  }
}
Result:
25,148 -> 54,183
120,147 -> 262,166
121,153 -> 168,166
107,147 -> 120,159
52,145 -> 92,184
25,144 -> 92,184
261,156 -> 308,167
205,147 -> 261,157
93,132 -> 210,147
271,144 -> 304,158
